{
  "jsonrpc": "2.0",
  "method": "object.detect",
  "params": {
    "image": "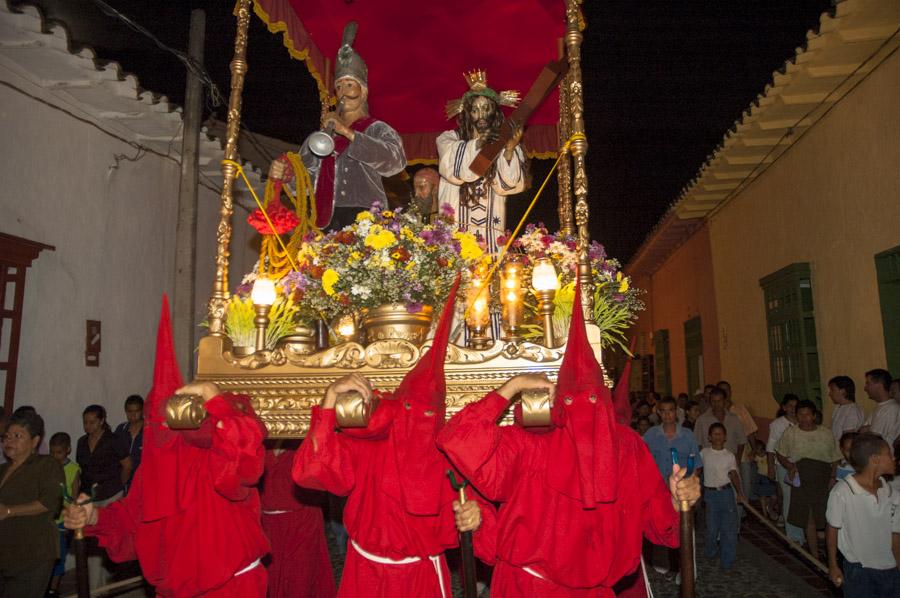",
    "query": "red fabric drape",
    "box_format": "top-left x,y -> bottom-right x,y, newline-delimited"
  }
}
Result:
251,0 -> 566,162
